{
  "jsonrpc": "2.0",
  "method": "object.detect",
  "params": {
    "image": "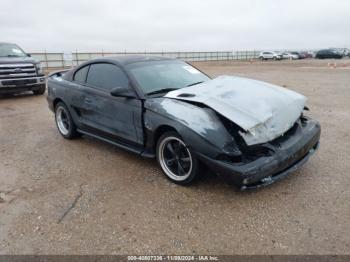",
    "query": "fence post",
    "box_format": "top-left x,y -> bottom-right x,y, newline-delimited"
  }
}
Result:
44,50 -> 48,69
61,52 -> 64,68
75,49 -> 79,66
